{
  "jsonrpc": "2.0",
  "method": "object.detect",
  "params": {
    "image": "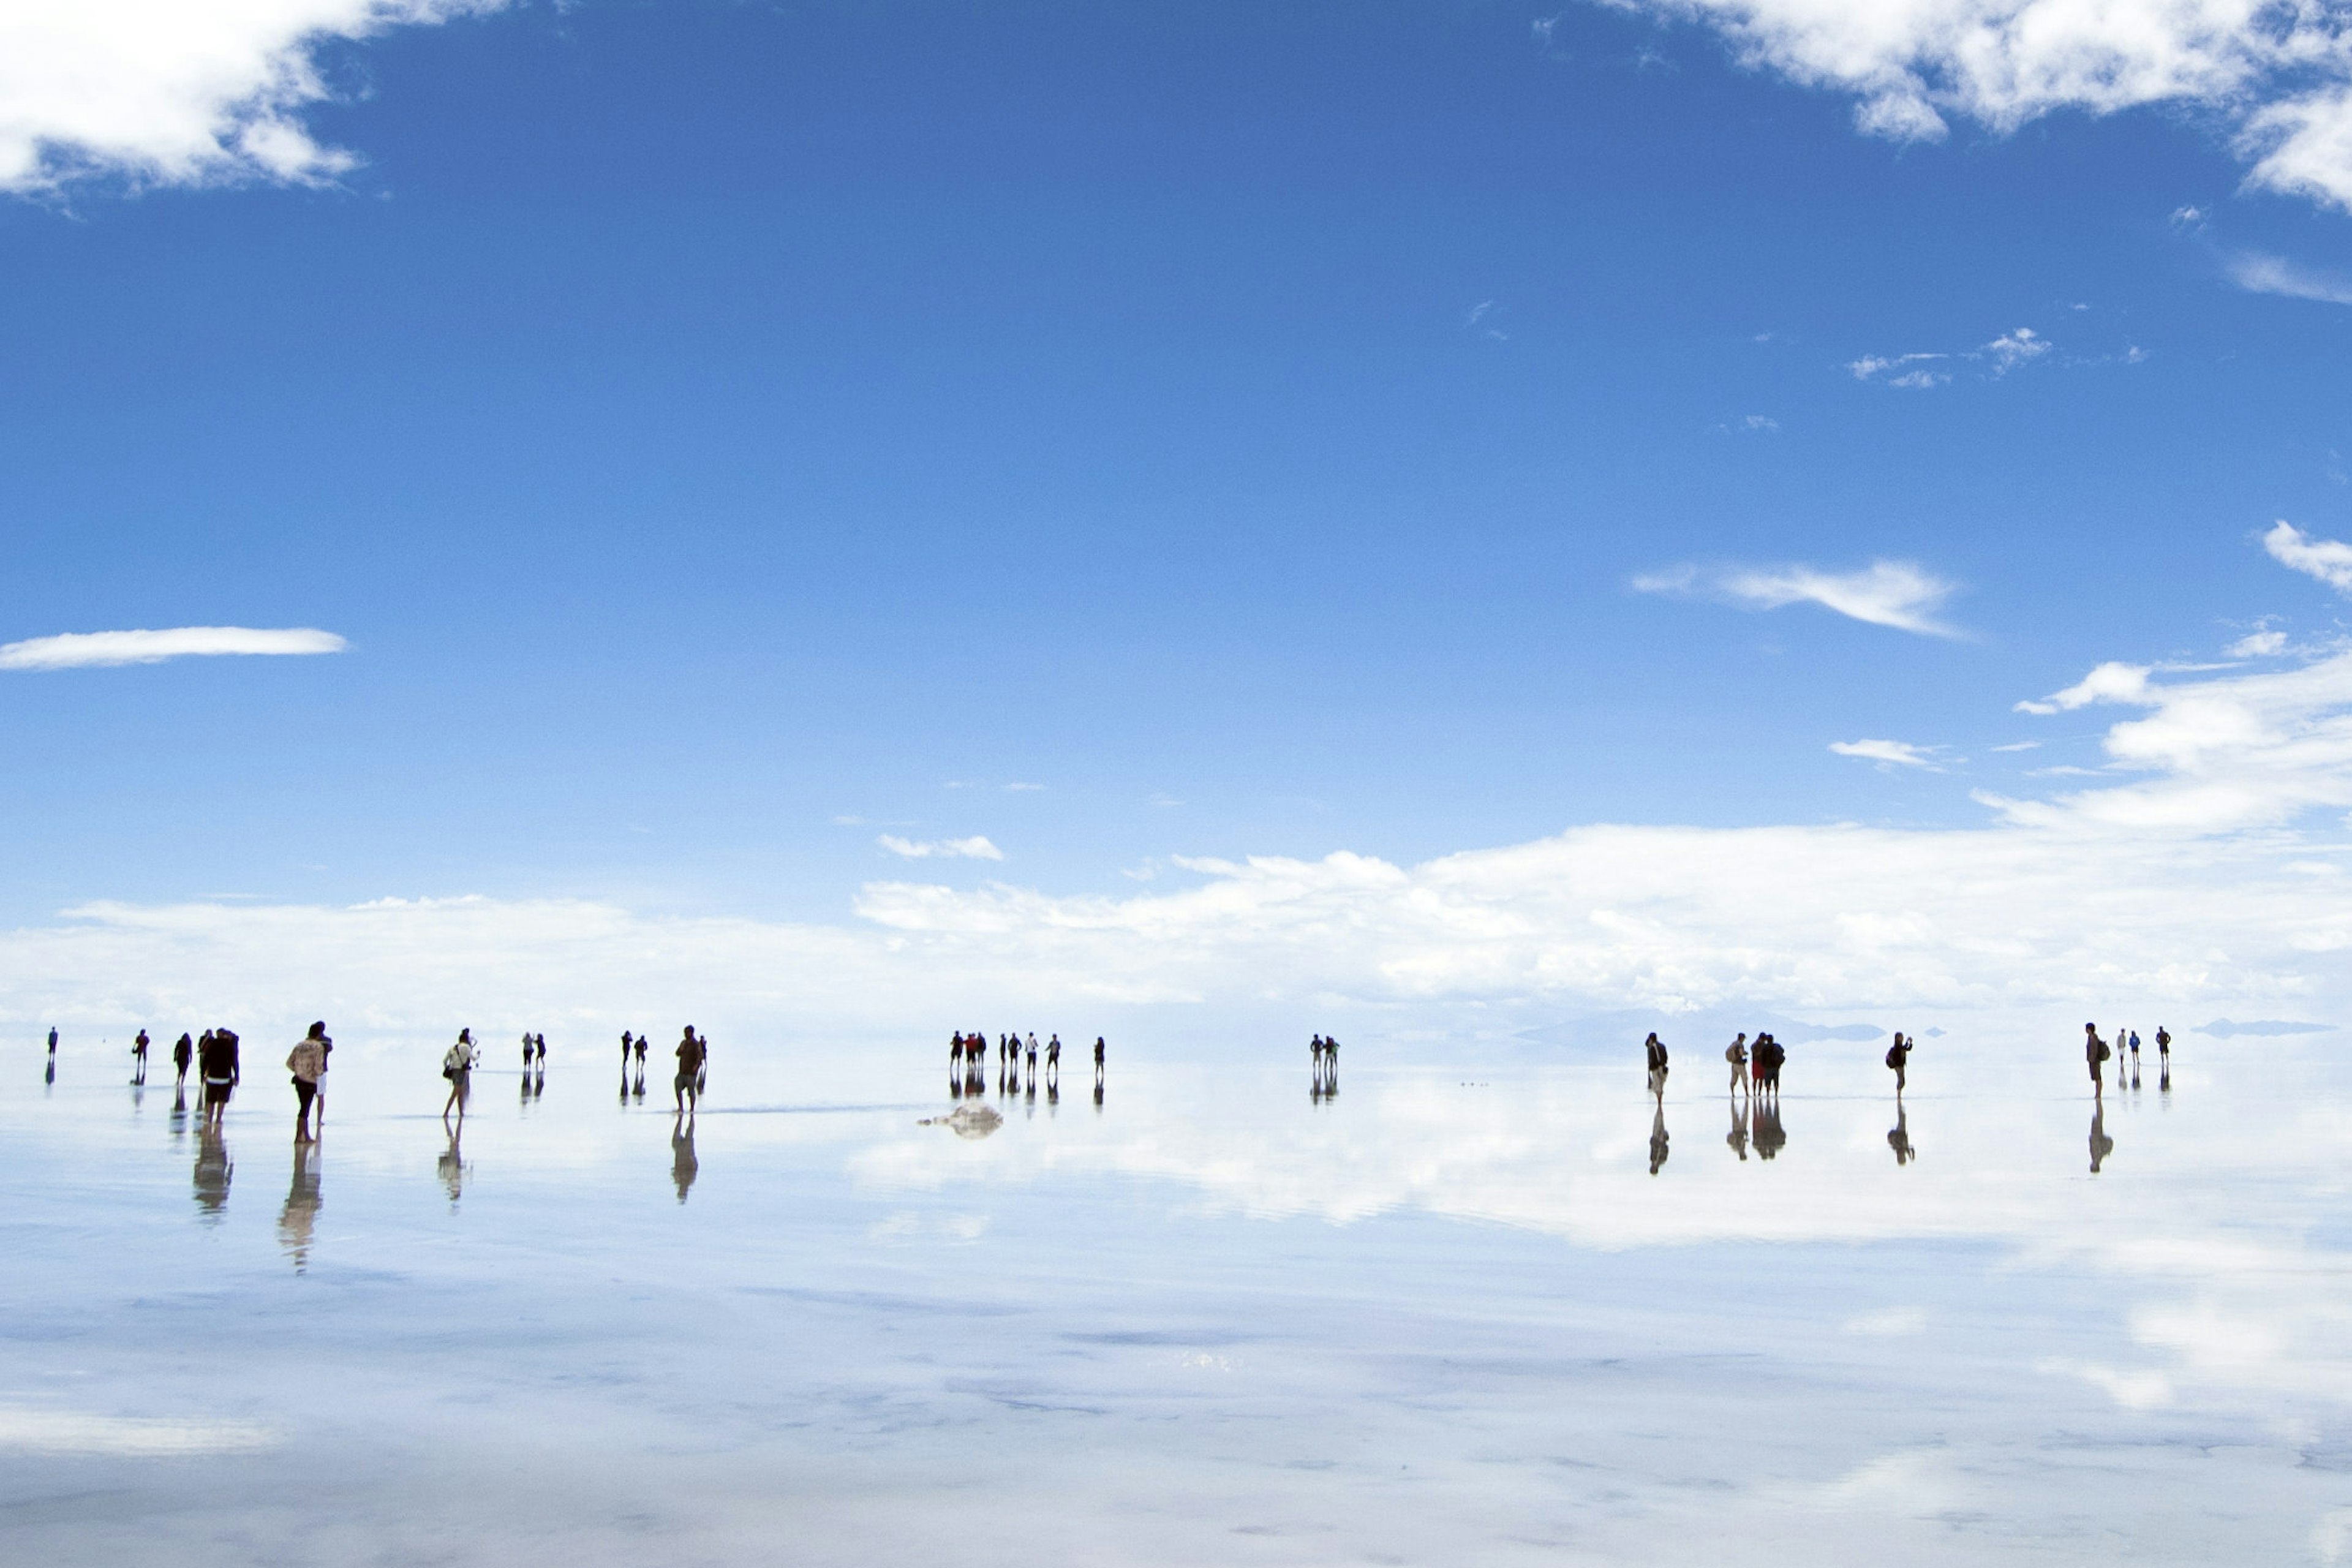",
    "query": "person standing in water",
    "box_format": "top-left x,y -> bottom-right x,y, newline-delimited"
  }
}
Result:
674,1026 -> 705,1112
132,1029 -> 150,1084
47,1027 -> 57,1060
172,1032 -> 194,1088
1885,1032 -> 1912,1094
1643,1033 -> 1668,1102
287,1022 -> 329,1144
1093,1036 -> 1106,1084
442,1029 -> 477,1125
2084,1022 -> 2108,1096
198,1027 -> 240,1126
2155,1025 -> 2170,1071
1725,1033 -> 1748,1094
